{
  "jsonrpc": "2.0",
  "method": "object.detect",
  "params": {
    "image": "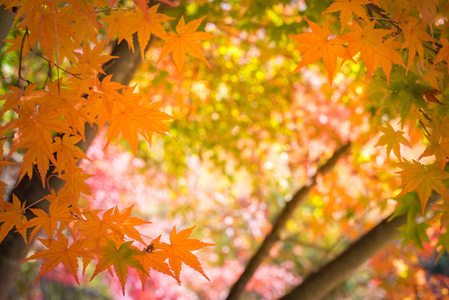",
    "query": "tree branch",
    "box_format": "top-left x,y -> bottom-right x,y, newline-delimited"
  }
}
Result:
226,142 -> 352,300
279,193 -> 442,300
